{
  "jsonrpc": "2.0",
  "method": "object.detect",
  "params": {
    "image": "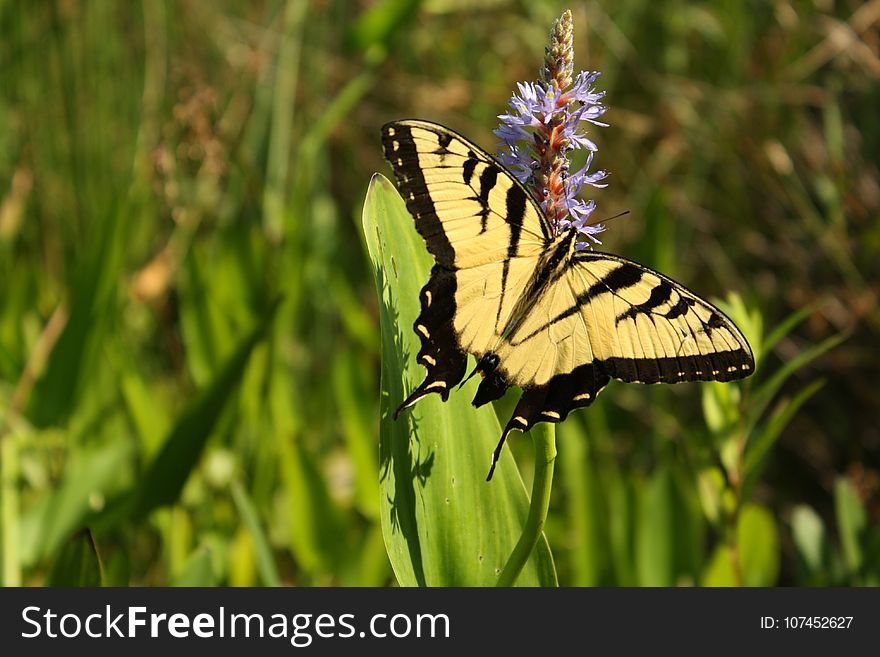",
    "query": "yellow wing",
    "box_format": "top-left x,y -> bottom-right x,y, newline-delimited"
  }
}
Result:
382,120 -> 552,269
494,251 -> 755,387
382,120 -> 553,414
